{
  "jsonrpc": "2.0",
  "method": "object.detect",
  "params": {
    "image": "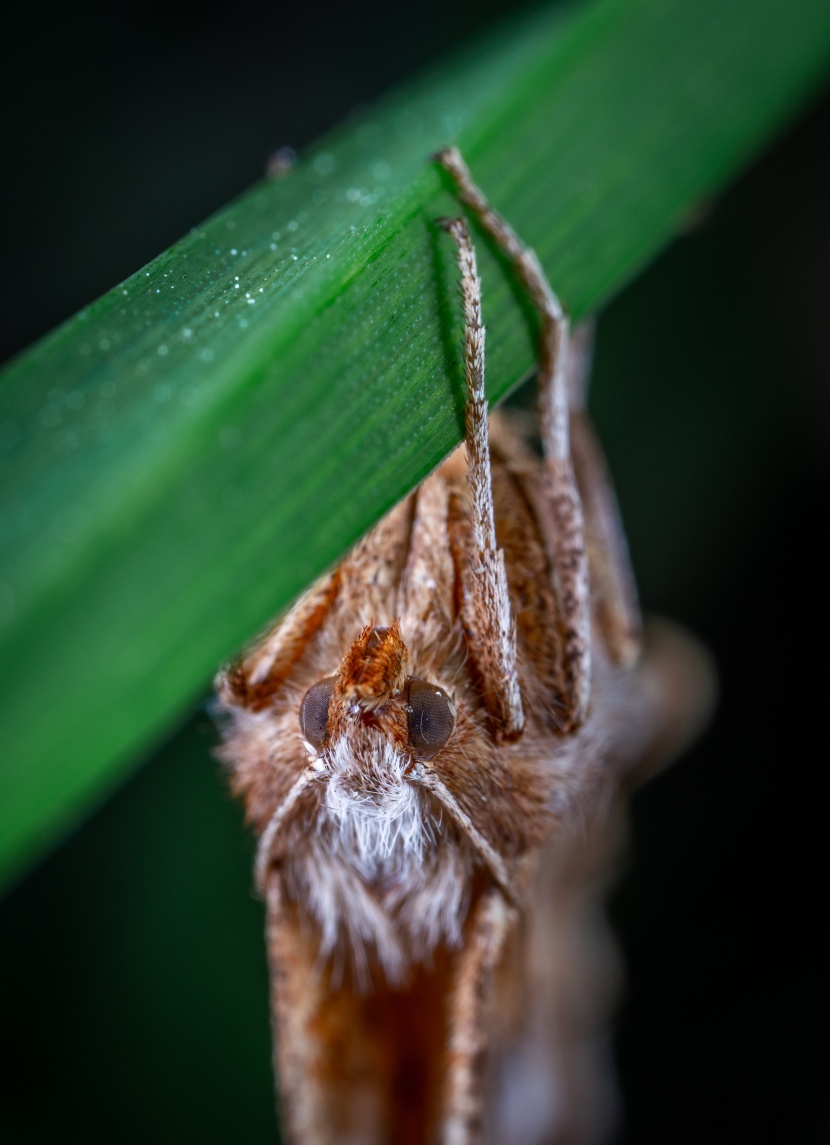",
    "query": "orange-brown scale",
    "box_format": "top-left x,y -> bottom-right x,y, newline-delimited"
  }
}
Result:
336,622 -> 409,709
